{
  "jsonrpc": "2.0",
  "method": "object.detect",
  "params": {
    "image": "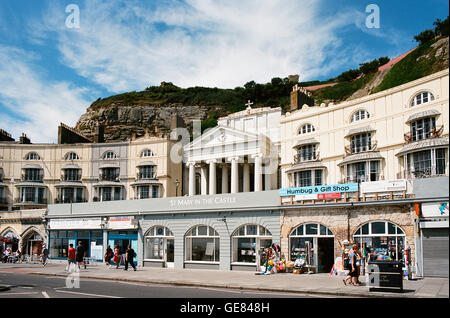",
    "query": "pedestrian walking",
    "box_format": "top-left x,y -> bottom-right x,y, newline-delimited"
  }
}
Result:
41,244 -> 49,266
124,245 -> 136,271
104,245 -> 113,268
75,241 -> 85,271
67,243 -> 76,271
343,244 -> 361,286
112,245 -> 120,269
